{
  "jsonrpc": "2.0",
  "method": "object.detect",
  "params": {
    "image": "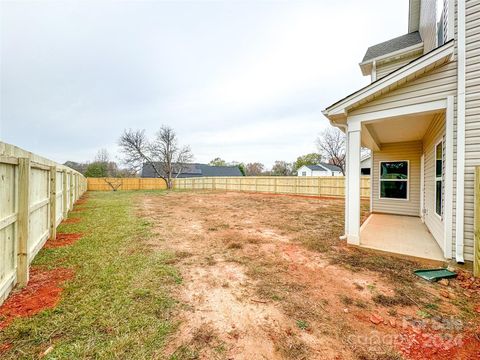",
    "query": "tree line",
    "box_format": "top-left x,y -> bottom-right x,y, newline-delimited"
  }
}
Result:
66,125 -> 348,189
